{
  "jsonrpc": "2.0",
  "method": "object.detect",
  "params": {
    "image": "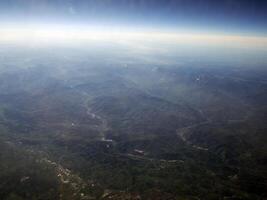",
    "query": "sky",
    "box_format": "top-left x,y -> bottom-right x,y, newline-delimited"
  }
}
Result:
0,0 -> 267,36
0,0 -> 266,67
